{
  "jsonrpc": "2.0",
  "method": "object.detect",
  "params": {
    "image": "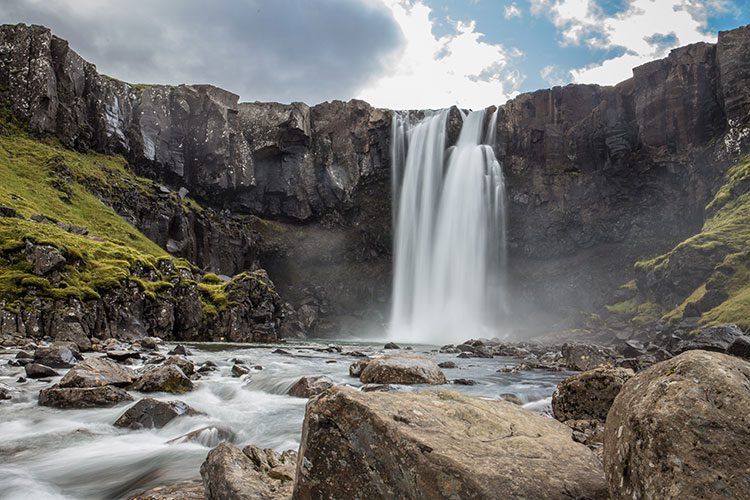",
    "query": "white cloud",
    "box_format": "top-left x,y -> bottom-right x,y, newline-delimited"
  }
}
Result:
540,64 -> 572,86
357,0 -> 523,109
531,0 -> 732,86
504,3 -> 522,19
